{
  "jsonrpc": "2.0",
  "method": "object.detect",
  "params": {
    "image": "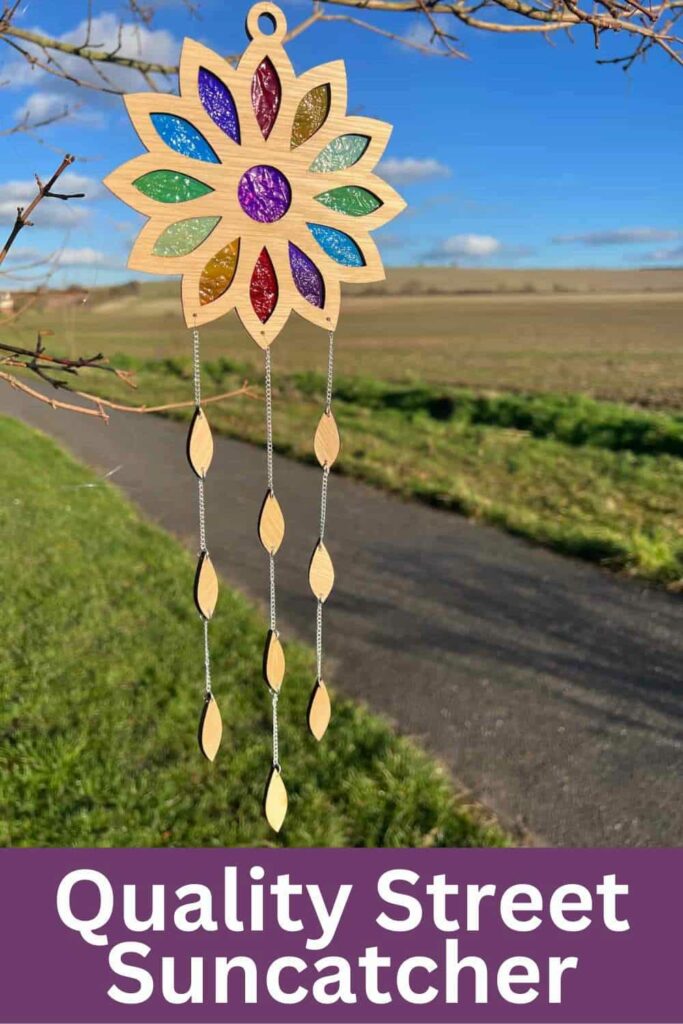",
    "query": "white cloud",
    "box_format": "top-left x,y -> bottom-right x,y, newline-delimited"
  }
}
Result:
49,247 -> 116,267
57,172 -> 106,199
377,157 -> 451,186
553,227 -> 682,246
0,172 -> 104,231
644,244 -> 683,263
1,243 -> 116,268
14,90 -> 103,128
0,179 -> 89,228
427,233 -> 502,260
13,92 -> 68,122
